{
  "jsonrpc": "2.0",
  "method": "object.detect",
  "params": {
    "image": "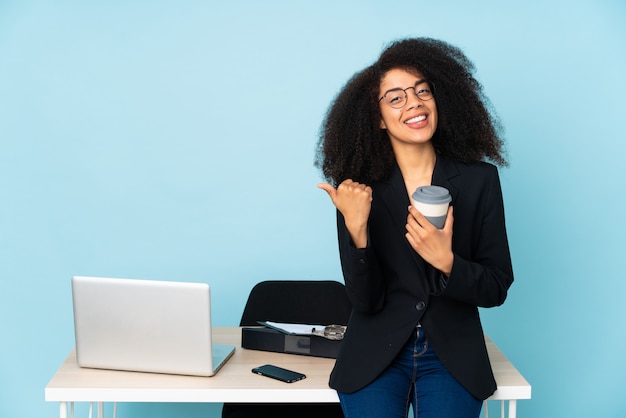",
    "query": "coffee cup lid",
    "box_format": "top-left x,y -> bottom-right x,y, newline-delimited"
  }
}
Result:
412,185 -> 452,204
